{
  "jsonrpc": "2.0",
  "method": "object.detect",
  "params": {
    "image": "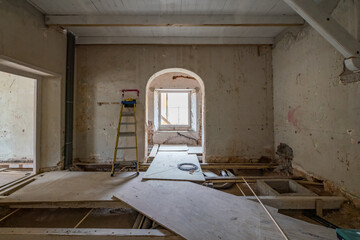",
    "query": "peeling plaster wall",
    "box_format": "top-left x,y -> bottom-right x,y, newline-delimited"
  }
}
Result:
0,72 -> 34,161
0,0 -> 67,169
147,72 -> 202,146
273,0 -> 360,197
75,45 -> 274,163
